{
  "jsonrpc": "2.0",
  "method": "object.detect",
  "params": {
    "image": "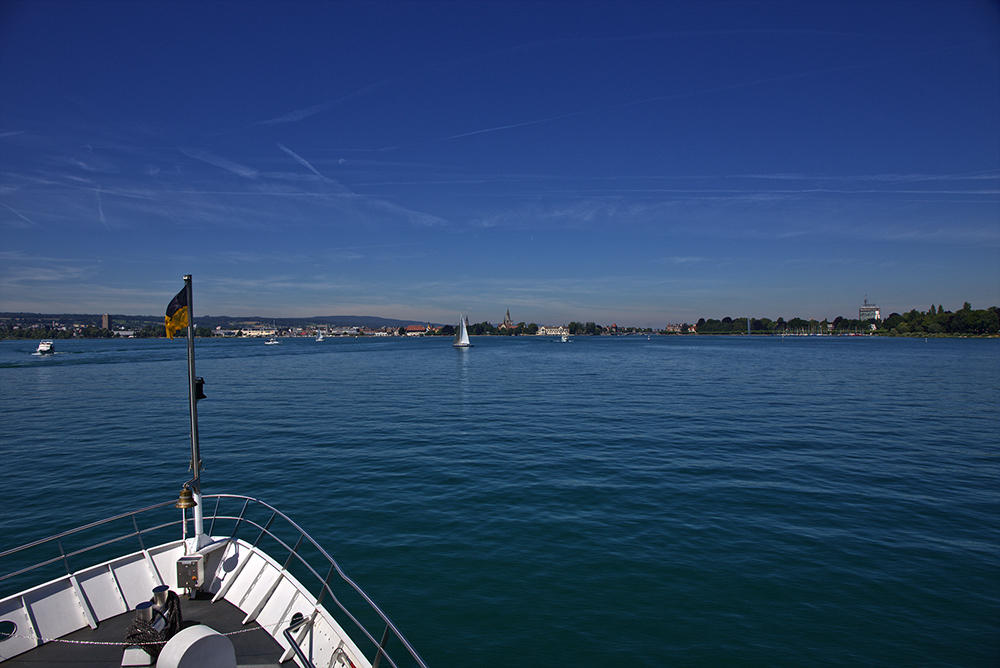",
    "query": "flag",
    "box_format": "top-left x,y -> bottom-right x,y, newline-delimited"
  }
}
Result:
165,287 -> 188,339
